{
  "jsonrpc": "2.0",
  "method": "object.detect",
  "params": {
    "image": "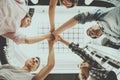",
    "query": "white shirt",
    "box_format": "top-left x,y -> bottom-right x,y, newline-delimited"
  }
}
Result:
0,0 -> 28,44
